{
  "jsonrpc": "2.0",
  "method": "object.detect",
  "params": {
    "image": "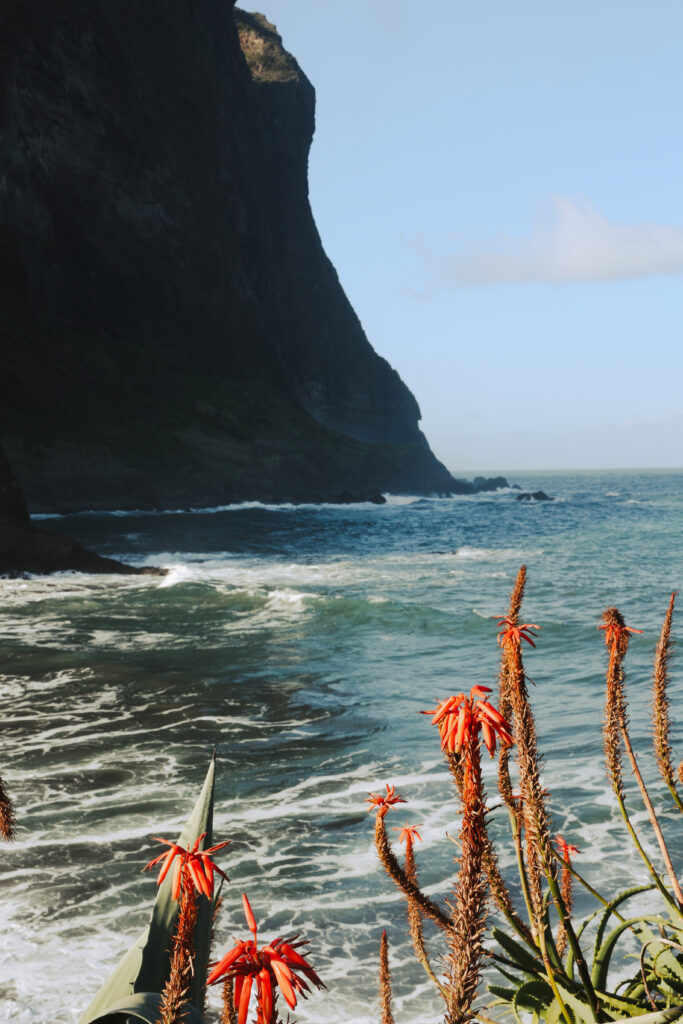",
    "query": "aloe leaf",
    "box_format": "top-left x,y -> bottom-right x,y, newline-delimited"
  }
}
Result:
594,989 -> 649,1018
645,943 -> 683,996
489,983 -> 517,1001
594,1006 -> 683,1024
555,982 -> 595,1024
512,978 -> 554,1014
79,755 -> 217,1024
492,927 -> 542,976
592,916 -> 667,993
545,996 -> 566,1024
84,992 -> 204,1024
593,886 -> 656,961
